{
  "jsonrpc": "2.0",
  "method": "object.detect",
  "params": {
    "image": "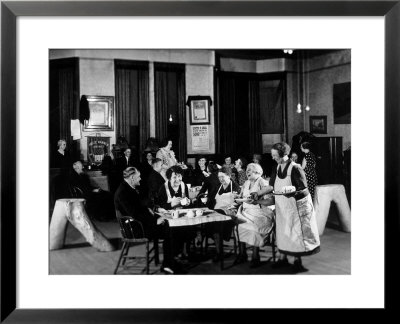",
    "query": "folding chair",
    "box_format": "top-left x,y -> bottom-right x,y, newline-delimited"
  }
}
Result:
113,210 -> 160,274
